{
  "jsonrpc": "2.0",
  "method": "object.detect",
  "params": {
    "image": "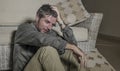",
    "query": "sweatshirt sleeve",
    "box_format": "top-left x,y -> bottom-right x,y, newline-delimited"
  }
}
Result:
62,26 -> 77,46
15,23 -> 67,54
